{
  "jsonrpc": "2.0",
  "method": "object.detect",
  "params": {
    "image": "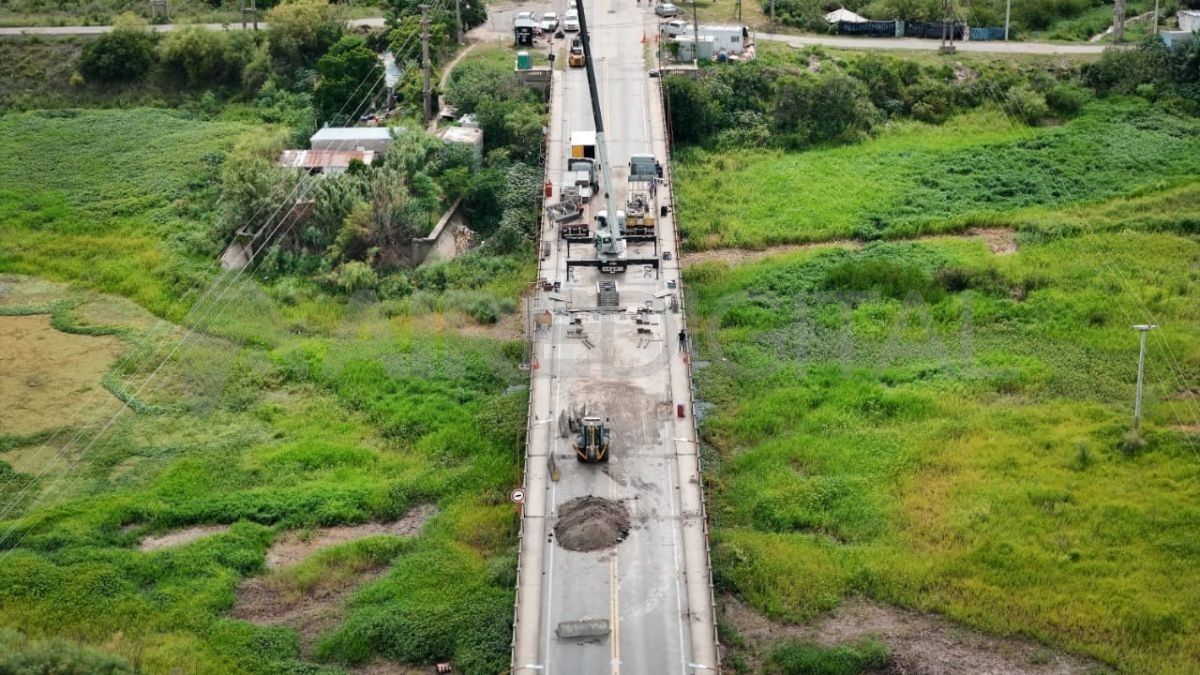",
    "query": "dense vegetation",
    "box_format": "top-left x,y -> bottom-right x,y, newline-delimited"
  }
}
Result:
761,0 -> 1199,39
669,44 -> 1200,250
0,4 -> 542,670
675,31 -> 1200,675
